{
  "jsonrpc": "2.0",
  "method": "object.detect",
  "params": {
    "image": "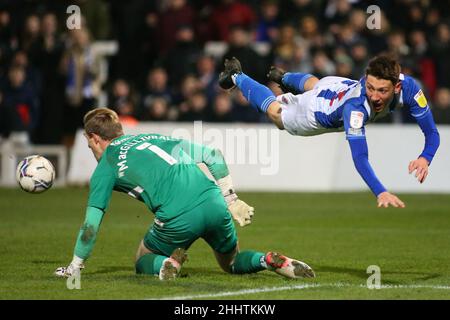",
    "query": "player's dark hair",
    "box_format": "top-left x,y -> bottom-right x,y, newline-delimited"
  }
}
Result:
83,108 -> 124,140
365,55 -> 401,85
